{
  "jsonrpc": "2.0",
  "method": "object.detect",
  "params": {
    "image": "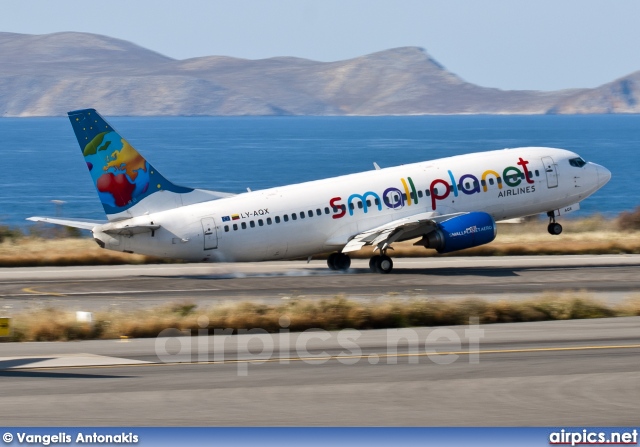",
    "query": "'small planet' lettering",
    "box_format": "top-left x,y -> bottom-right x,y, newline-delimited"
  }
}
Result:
330,157 -> 535,219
